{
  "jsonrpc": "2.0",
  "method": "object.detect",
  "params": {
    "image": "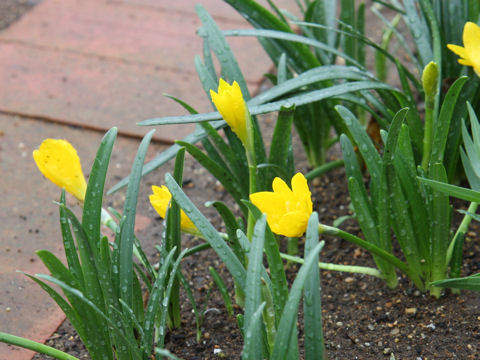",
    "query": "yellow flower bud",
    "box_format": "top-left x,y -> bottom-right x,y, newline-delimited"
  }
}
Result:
149,185 -> 198,235
210,79 -> 249,146
33,139 -> 87,201
422,61 -> 439,99
250,173 -> 313,237
447,22 -> 480,77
